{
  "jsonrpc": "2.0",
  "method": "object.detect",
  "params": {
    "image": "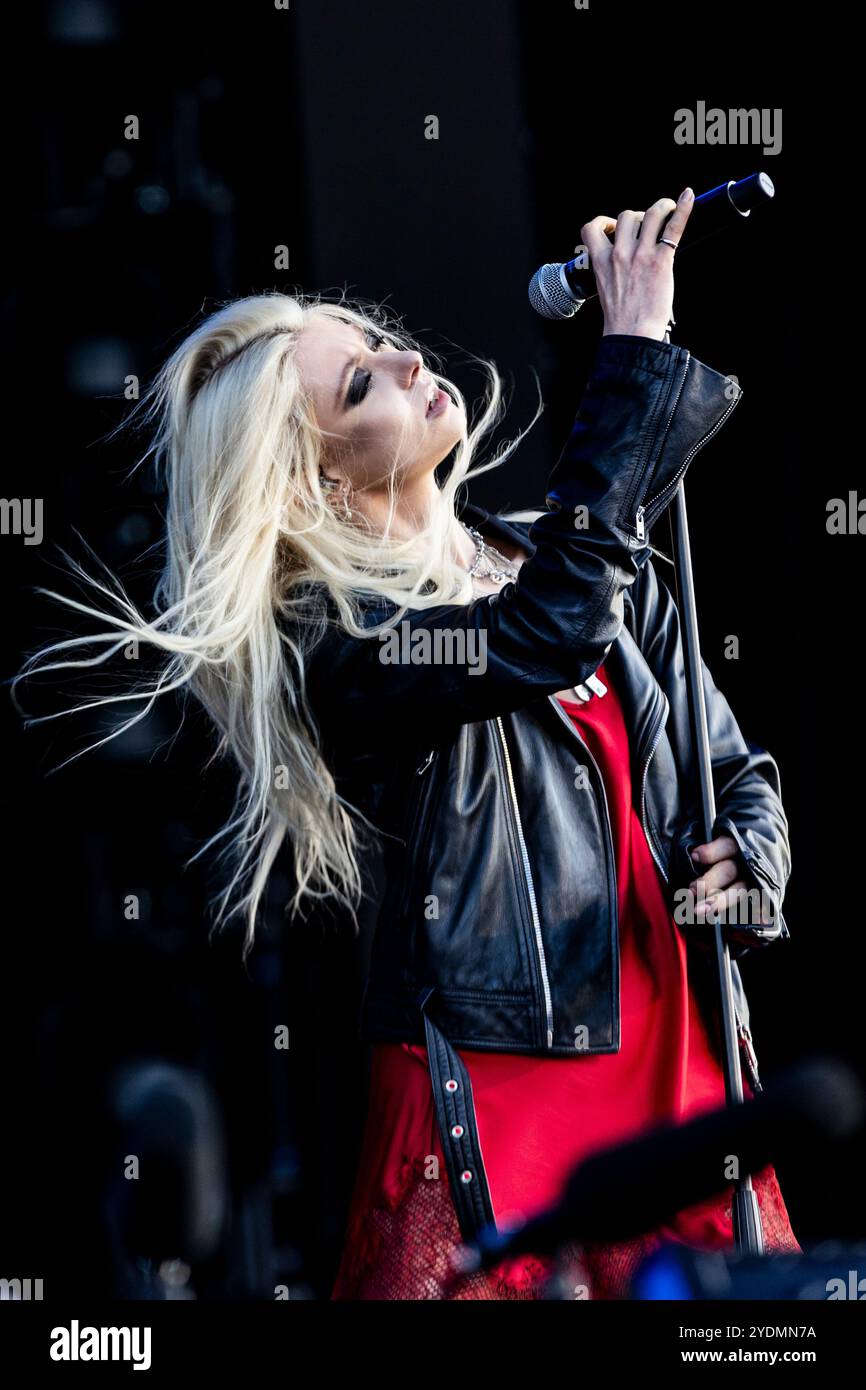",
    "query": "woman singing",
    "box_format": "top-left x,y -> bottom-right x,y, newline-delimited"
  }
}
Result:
21,187 -> 799,1298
